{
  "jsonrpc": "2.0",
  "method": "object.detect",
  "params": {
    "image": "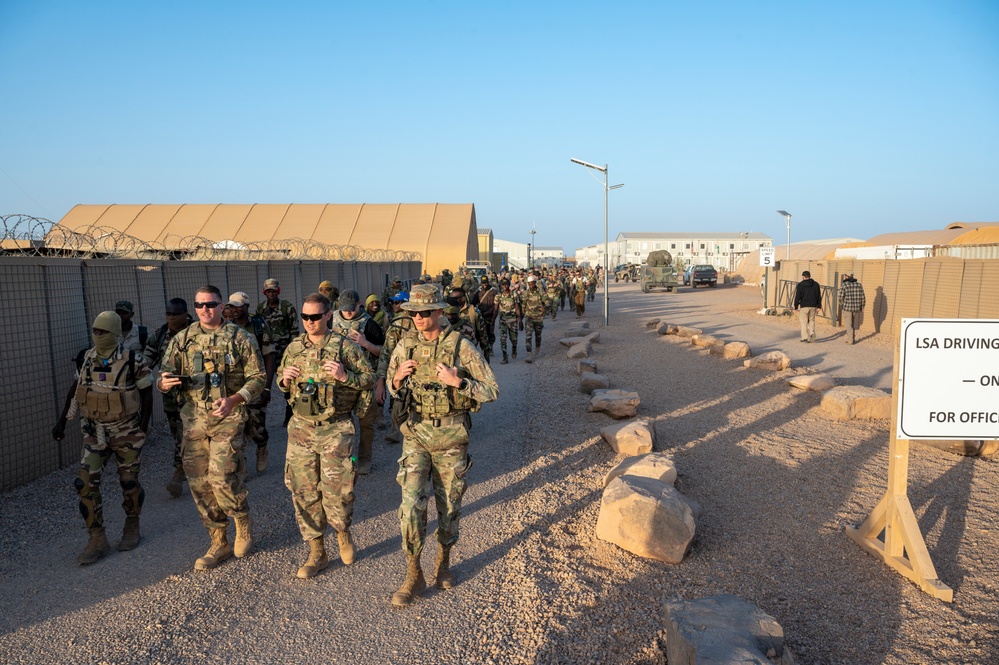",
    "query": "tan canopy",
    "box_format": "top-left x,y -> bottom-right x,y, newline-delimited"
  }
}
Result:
54,203 -> 479,276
